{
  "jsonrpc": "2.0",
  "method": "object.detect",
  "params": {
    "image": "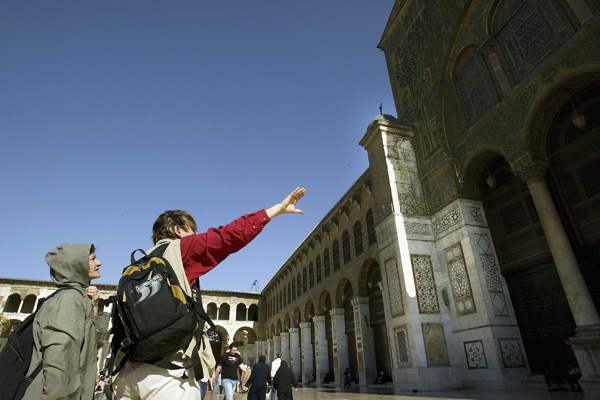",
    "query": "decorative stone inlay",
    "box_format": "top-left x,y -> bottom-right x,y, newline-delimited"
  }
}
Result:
498,338 -> 525,368
464,340 -> 488,369
385,257 -> 404,317
432,207 -> 462,235
445,243 -> 476,316
465,206 -> 483,222
411,255 -> 440,314
394,325 -> 411,367
405,222 -> 432,236
474,233 -> 508,315
422,323 -> 449,367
